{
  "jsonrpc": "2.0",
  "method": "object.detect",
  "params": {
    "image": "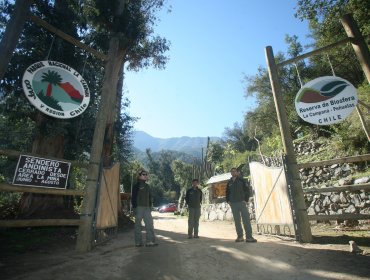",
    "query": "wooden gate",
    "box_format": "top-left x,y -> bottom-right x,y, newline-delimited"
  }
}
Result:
93,163 -> 120,245
249,159 -> 297,238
